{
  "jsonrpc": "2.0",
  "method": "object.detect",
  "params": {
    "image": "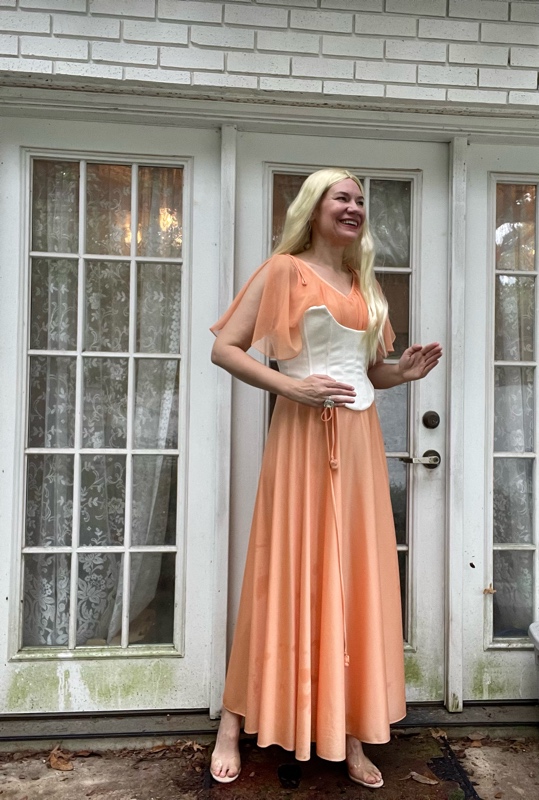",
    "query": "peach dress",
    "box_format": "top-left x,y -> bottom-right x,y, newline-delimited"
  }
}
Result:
212,254 -> 406,763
